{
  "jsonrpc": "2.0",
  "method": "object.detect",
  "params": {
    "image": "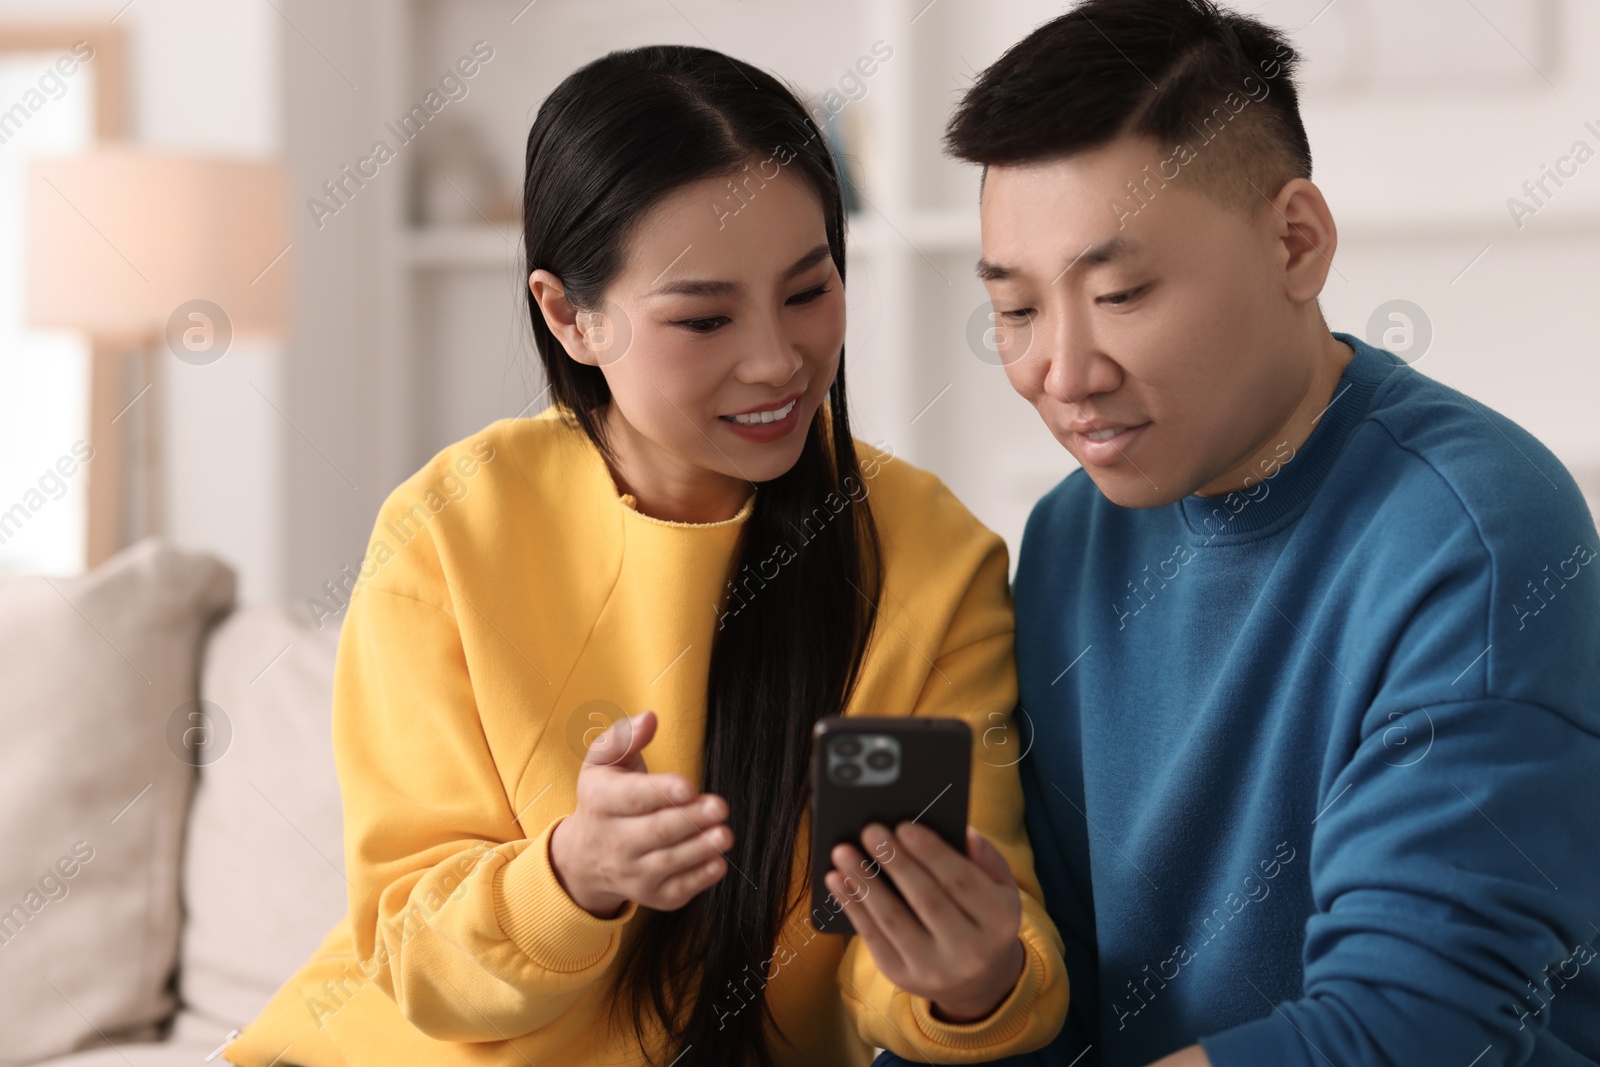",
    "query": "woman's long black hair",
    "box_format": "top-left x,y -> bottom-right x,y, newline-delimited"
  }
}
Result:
521,45 -> 881,1067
